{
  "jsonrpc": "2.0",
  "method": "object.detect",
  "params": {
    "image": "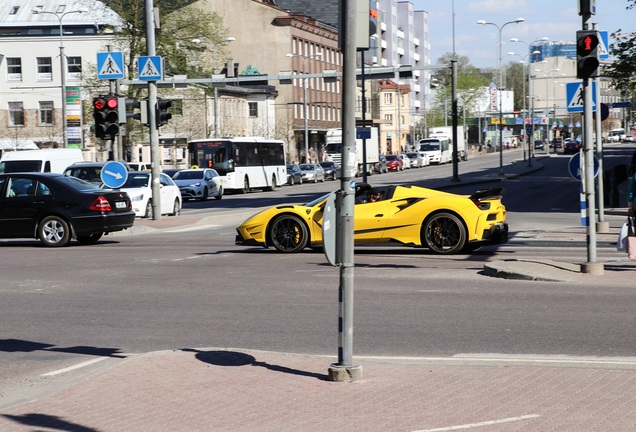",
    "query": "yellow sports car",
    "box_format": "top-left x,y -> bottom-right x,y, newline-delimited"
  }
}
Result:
235,183 -> 508,254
